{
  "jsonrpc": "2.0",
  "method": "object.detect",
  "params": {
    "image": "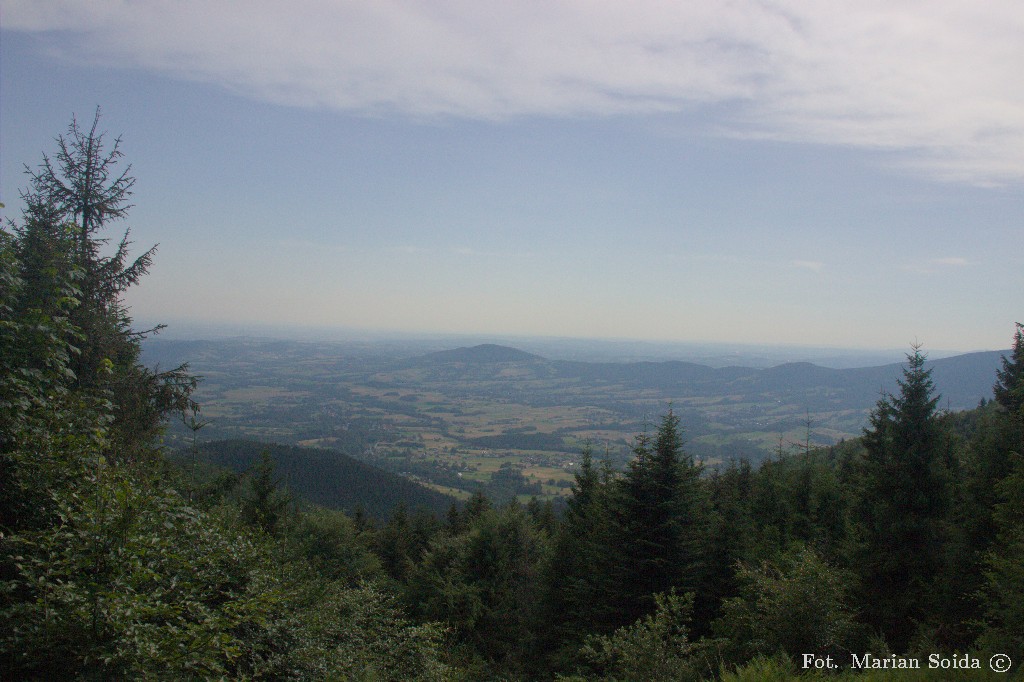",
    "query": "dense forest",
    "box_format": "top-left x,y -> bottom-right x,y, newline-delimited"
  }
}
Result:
2,115 -> 1022,680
